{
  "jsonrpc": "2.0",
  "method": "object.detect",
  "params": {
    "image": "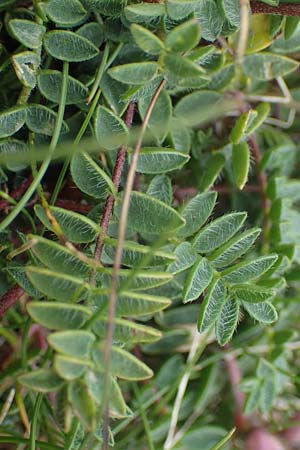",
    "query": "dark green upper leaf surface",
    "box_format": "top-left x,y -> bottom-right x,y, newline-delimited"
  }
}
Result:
43,30 -> 99,62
